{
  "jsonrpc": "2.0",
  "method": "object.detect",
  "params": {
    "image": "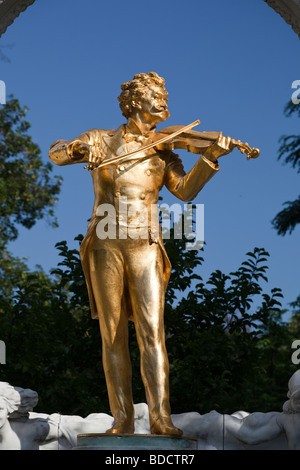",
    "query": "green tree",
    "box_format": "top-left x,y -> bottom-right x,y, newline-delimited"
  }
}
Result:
164,246 -> 294,414
287,295 -> 300,340
0,97 -> 62,246
1,233 -> 295,416
272,101 -> 300,235
0,244 -> 107,415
